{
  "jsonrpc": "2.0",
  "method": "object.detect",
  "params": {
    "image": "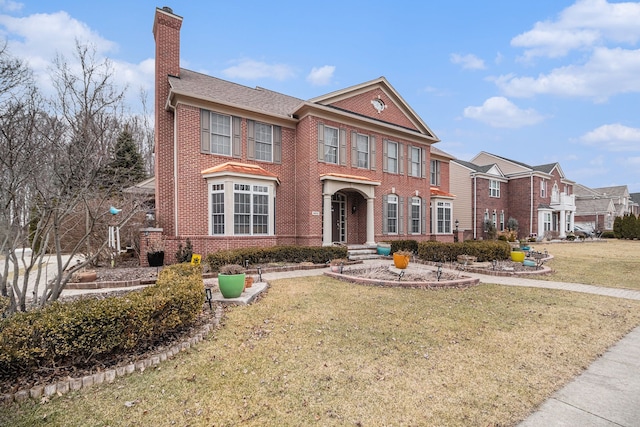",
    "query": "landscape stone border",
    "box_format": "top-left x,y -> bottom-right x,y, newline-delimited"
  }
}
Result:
0,305 -> 224,405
